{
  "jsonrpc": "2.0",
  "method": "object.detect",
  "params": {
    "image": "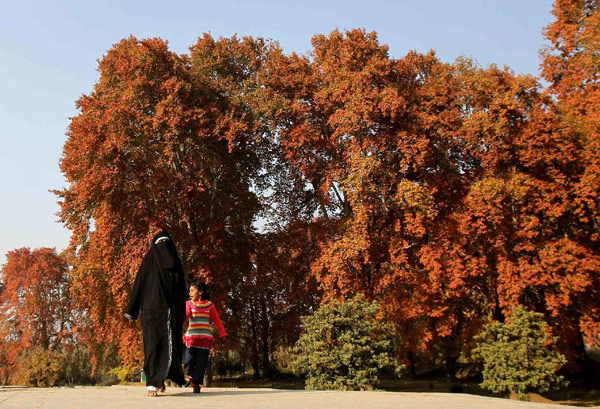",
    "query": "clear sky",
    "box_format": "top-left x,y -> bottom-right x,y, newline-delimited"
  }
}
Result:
0,0 -> 554,265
